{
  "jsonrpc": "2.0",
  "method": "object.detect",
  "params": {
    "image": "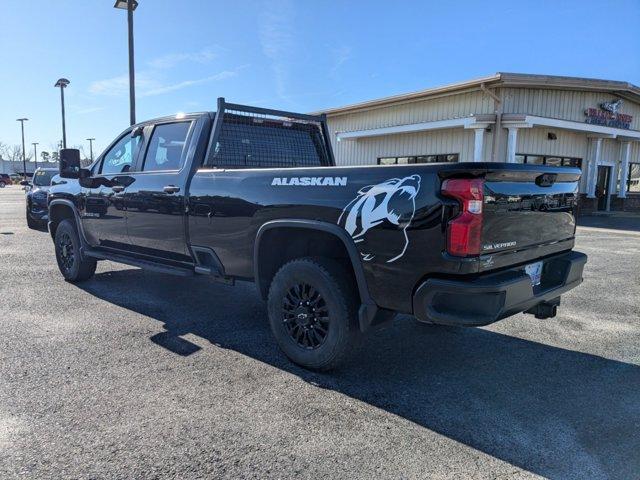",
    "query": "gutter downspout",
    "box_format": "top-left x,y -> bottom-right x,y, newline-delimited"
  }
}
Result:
481,83 -> 503,162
